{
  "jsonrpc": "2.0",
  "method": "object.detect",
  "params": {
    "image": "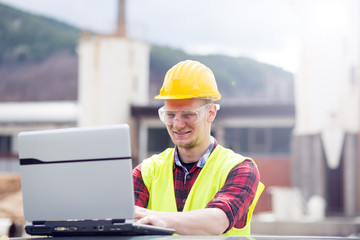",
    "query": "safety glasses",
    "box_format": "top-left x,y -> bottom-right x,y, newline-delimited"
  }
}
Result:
158,103 -> 220,125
